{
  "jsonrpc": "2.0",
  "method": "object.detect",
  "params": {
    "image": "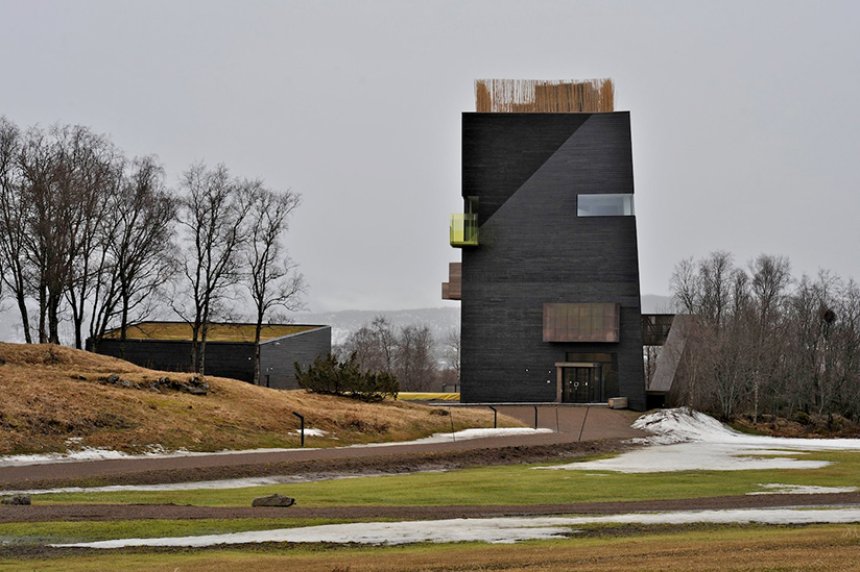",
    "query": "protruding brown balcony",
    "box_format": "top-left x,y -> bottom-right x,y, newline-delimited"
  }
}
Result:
441,262 -> 462,300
